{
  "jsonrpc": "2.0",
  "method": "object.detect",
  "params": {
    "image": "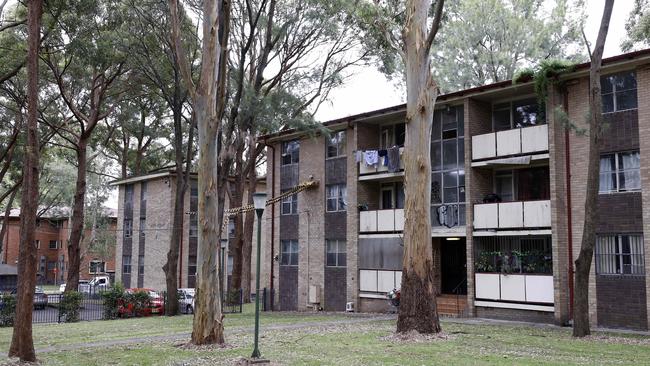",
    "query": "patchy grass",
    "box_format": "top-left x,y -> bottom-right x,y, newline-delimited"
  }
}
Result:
1,310 -> 650,365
